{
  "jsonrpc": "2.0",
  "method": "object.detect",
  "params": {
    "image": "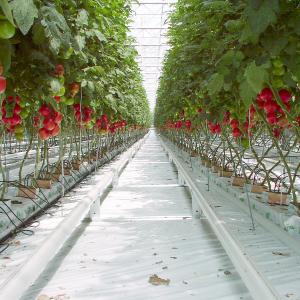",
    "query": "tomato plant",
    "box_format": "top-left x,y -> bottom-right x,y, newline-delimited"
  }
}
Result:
155,0 -> 300,205
0,0 -> 151,137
